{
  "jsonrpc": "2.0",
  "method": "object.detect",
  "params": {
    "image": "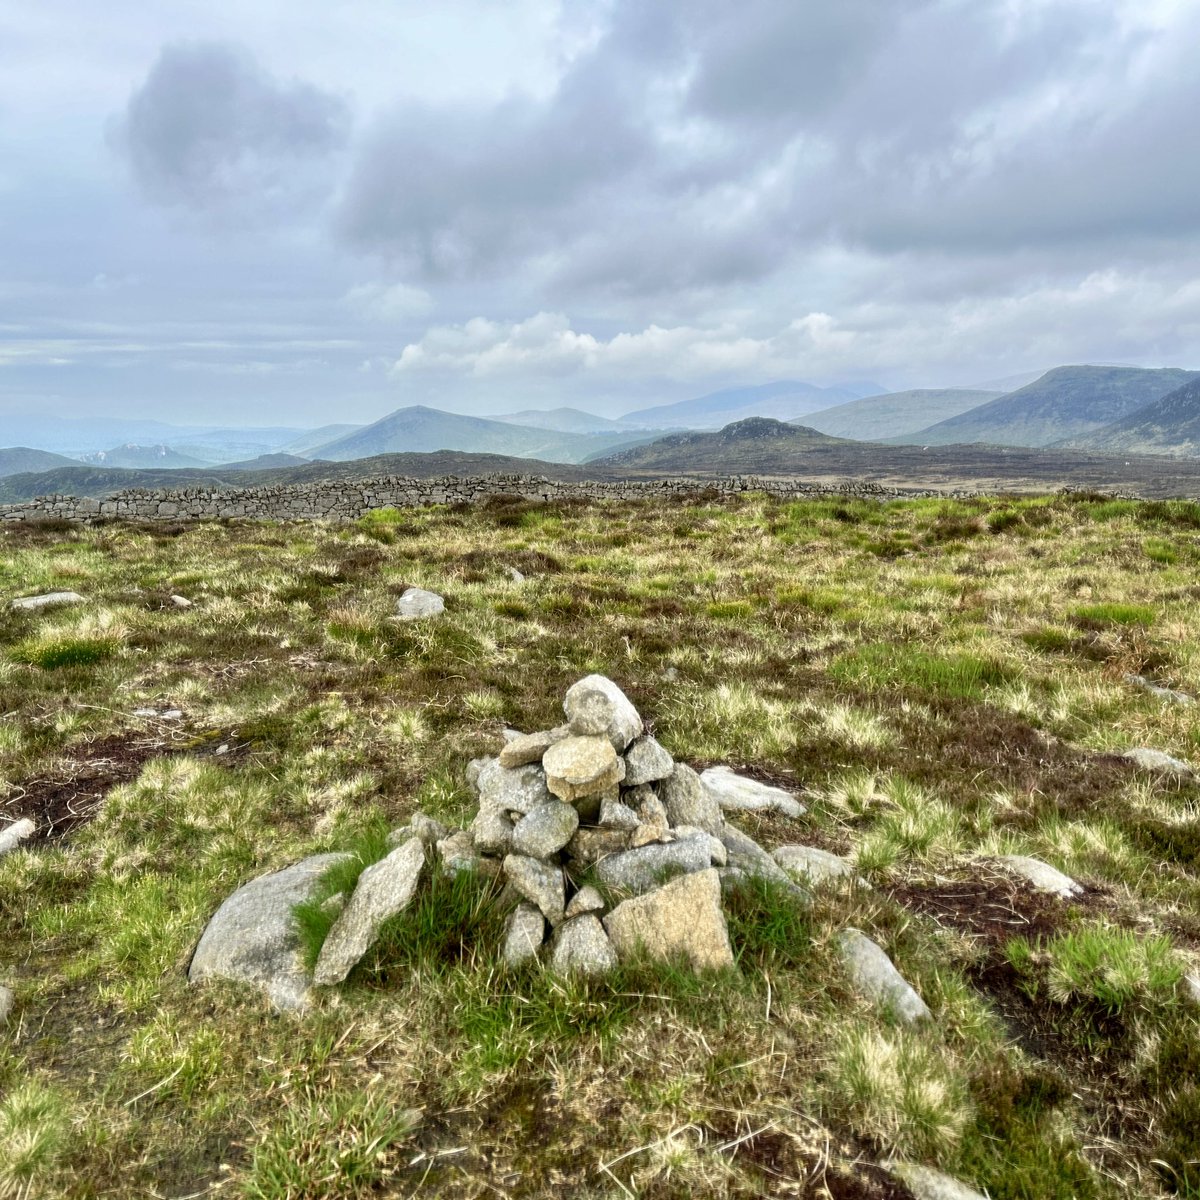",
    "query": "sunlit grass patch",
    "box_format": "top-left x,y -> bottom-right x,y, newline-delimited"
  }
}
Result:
0,1081 -> 70,1200
829,642 -> 1017,700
